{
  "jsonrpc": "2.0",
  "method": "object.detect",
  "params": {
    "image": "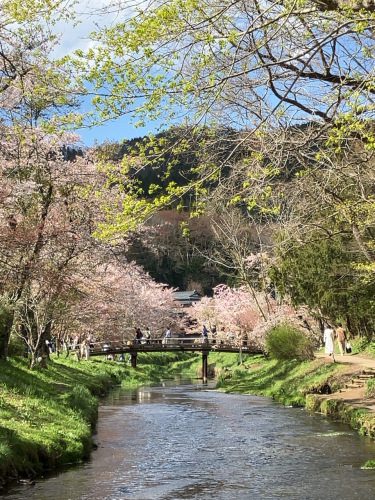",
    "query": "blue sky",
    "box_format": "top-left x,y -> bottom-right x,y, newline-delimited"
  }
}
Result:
76,115 -> 162,147
54,1 -> 163,146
